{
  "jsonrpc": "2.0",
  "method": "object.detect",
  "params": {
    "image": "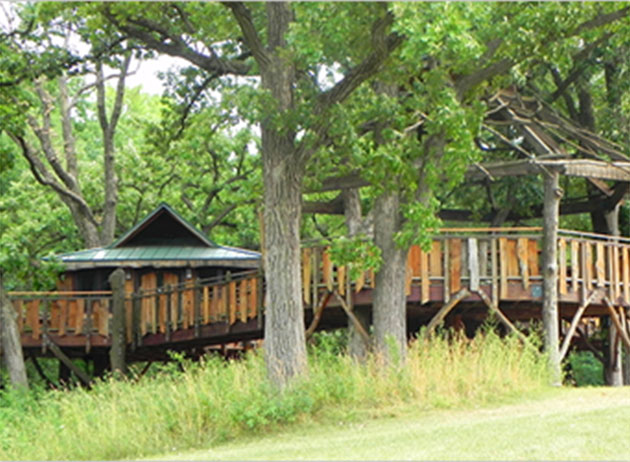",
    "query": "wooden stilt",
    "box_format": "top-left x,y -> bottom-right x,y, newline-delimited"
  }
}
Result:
603,297 -> 630,350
